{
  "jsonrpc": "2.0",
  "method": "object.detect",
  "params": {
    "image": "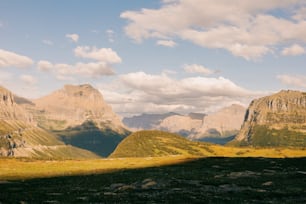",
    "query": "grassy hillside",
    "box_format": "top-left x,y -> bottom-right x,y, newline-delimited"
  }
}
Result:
110,130 -> 210,158
110,130 -> 306,158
